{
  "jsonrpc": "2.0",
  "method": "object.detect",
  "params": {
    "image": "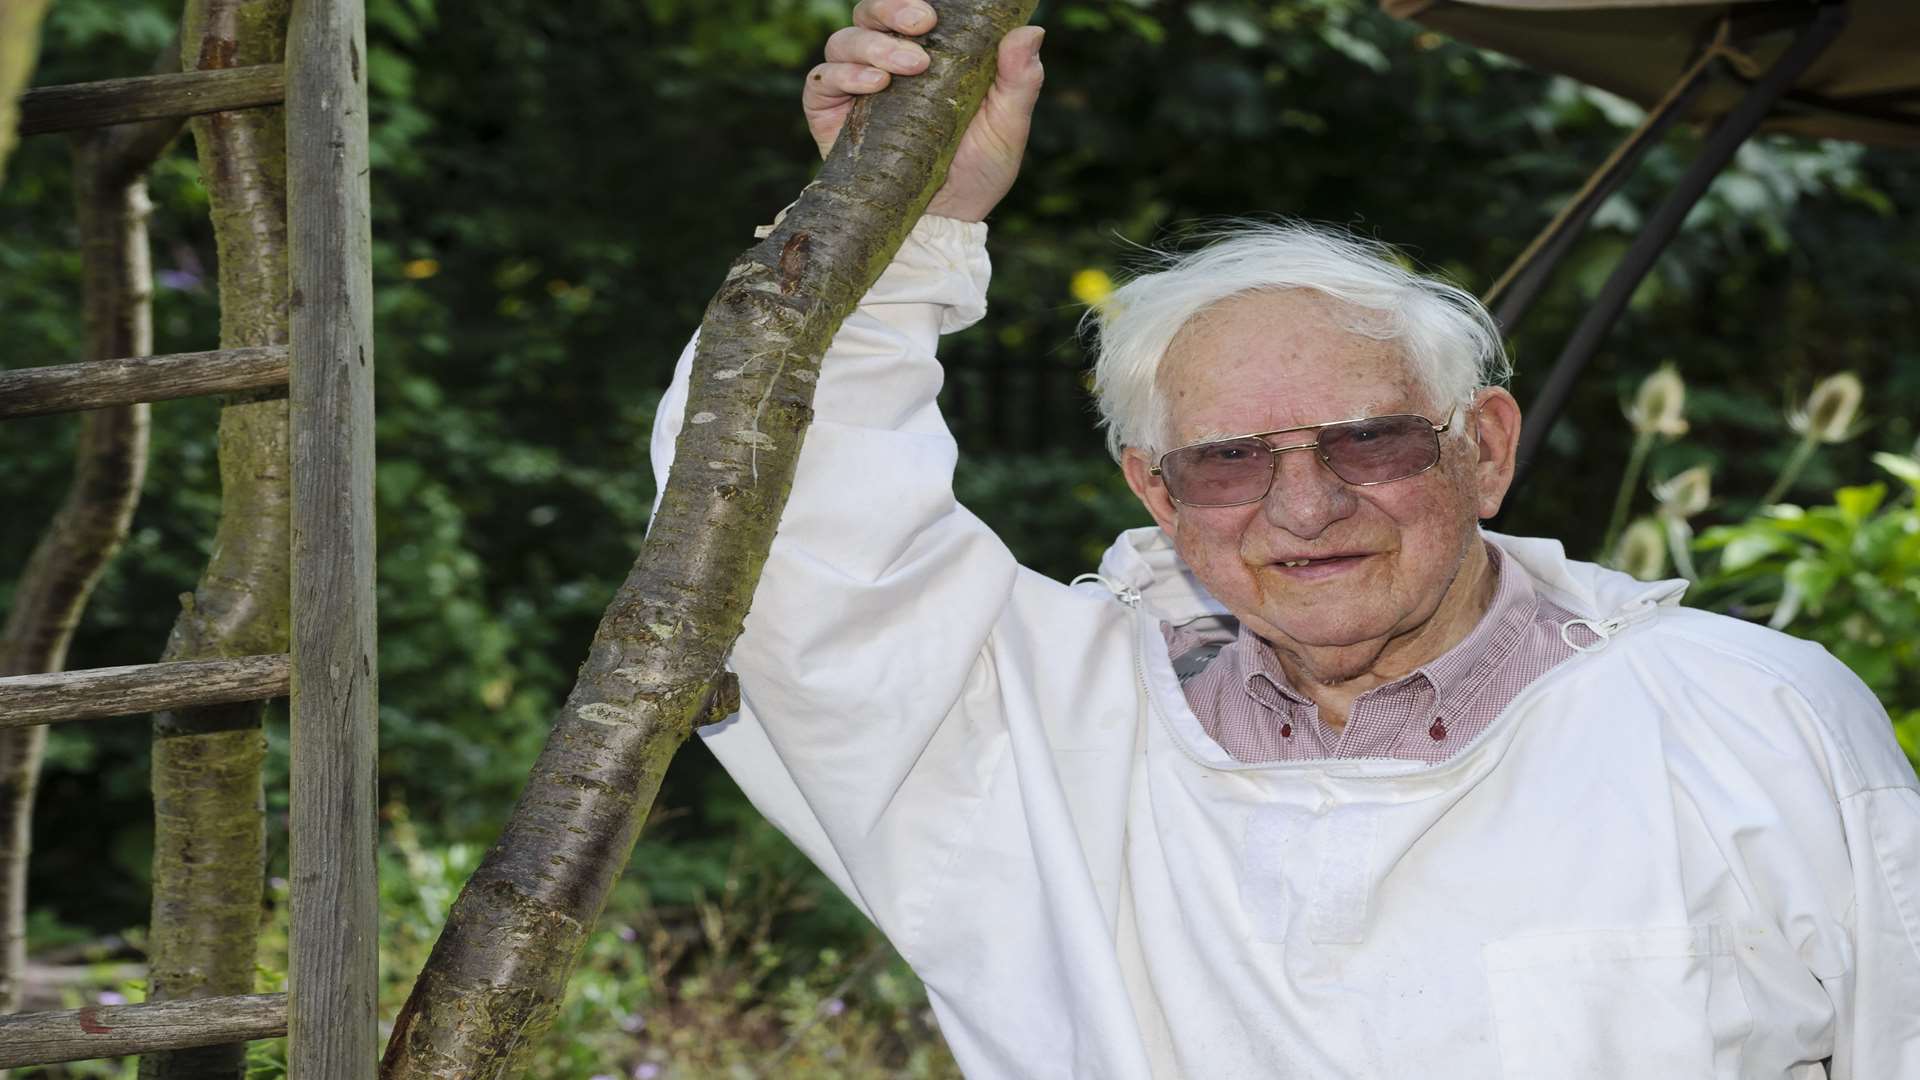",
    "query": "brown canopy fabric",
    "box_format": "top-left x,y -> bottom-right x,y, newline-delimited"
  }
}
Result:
1383,0 -> 1920,147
